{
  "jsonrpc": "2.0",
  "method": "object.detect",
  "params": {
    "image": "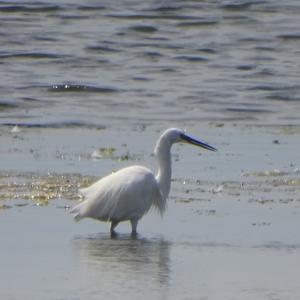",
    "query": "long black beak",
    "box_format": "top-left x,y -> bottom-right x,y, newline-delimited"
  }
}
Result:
180,133 -> 217,152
